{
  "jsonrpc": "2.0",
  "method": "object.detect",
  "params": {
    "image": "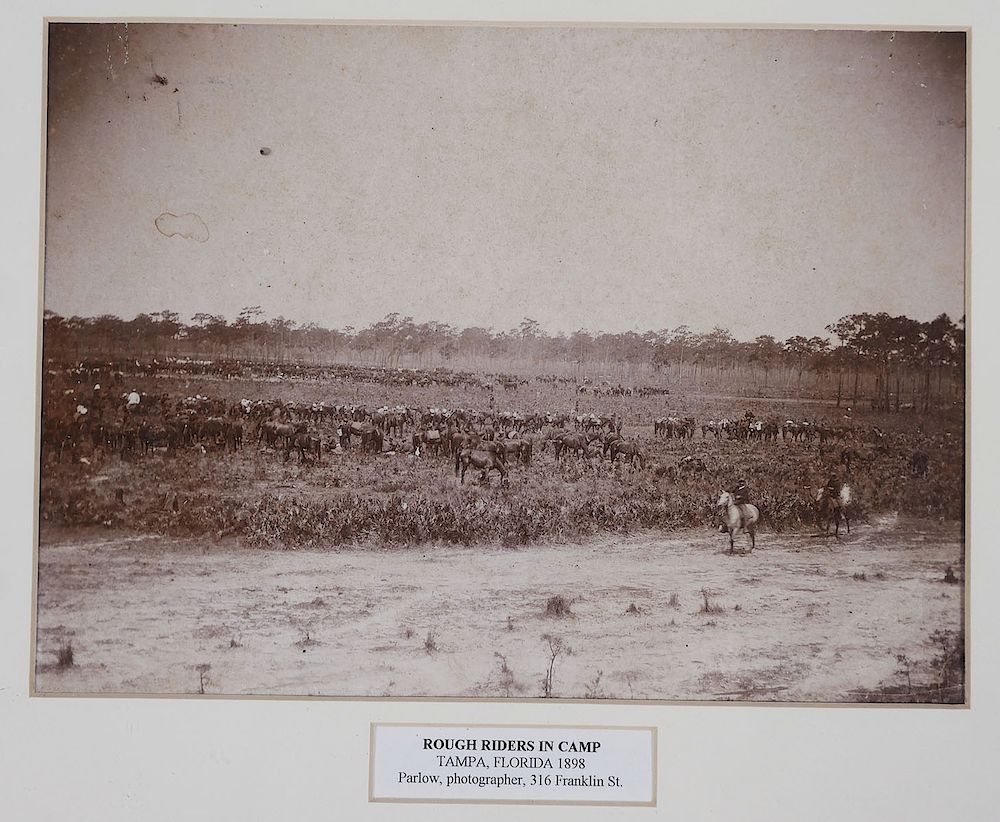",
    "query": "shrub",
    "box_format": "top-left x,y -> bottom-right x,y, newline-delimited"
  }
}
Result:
584,670 -> 607,699
494,652 -> 517,697
545,596 -> 573,618
55,641 -> 74,669
540,634 -> 570,697
195,663 -> 211,694
700,588 -> 724,614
